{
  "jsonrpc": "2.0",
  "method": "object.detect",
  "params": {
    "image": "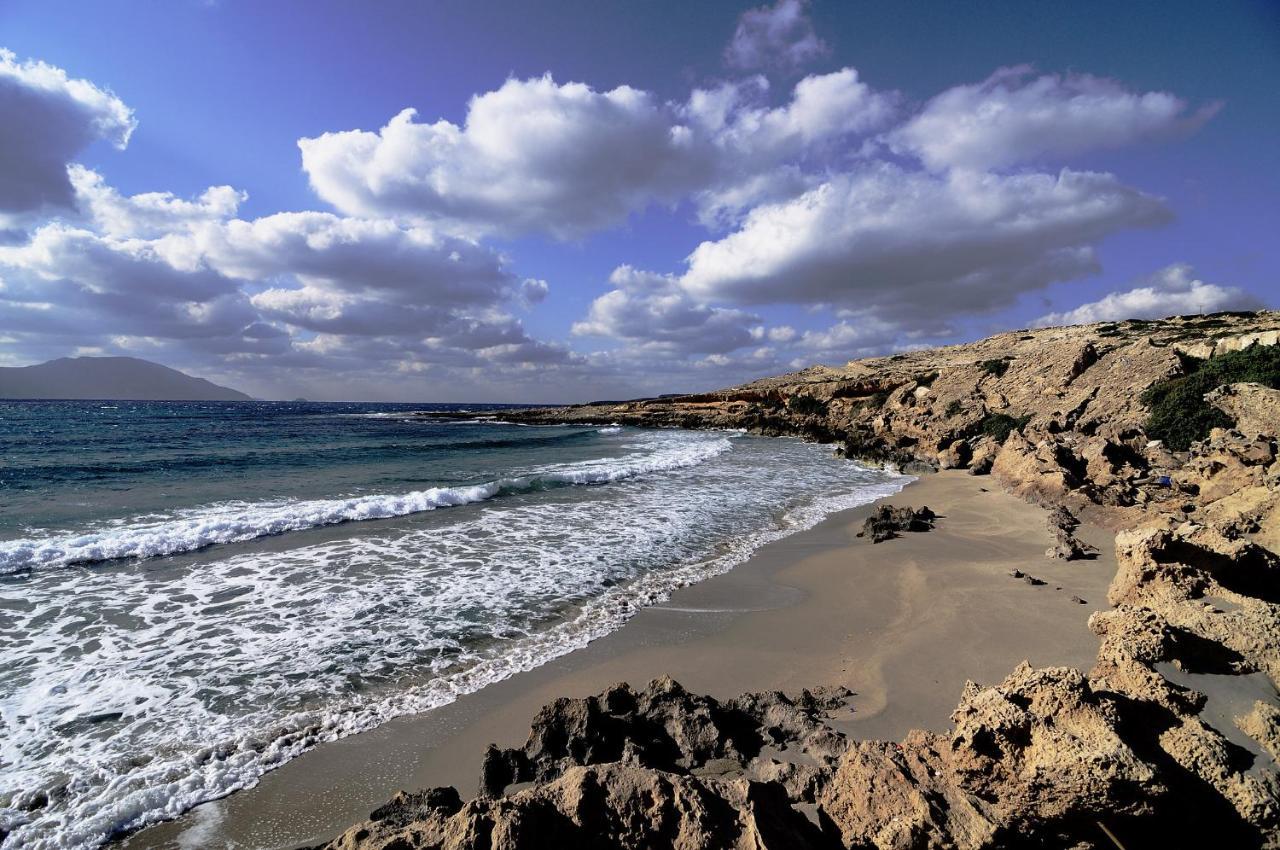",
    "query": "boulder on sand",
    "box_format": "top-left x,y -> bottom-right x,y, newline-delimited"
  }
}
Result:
856,505 -> 937,543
